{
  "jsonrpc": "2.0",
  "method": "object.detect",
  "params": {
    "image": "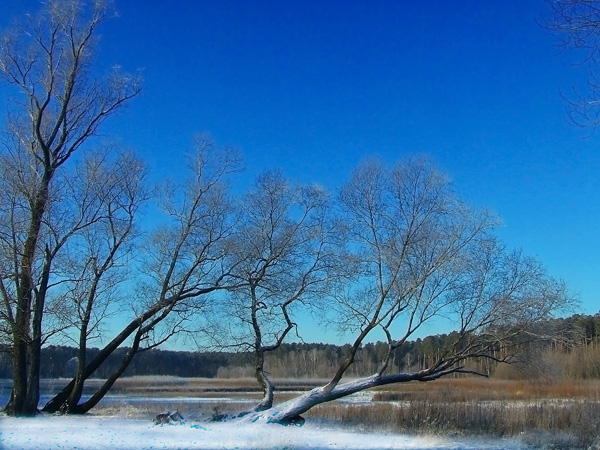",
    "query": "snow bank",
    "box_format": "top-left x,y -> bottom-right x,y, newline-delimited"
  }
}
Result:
0,415 -> 529,450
